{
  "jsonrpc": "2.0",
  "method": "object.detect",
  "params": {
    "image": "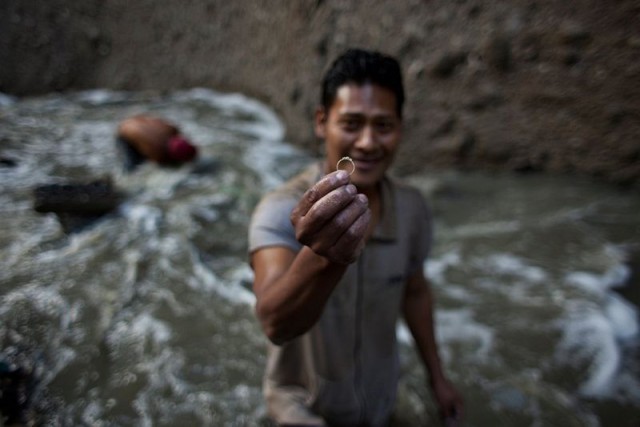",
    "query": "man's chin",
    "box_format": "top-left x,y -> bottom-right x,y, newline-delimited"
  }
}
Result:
352,173 -> 383,191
